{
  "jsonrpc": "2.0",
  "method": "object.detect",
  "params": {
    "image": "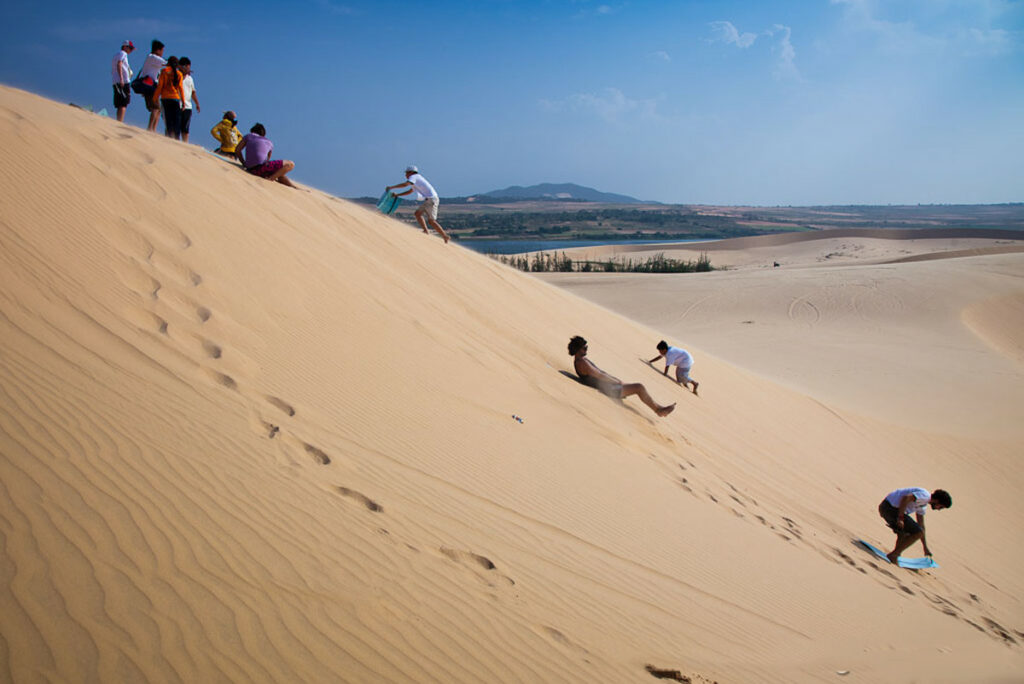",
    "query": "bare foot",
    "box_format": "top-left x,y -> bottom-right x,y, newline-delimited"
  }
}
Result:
691,381 -> 699,396
443,234 -> 450,244
886,551 -> 899,564
657,403 -> 676,417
